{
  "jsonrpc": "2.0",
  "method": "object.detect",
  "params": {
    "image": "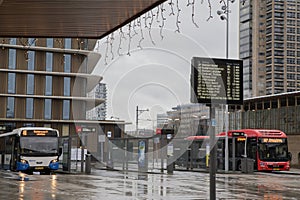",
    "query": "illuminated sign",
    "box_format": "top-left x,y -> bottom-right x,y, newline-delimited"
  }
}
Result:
232,132 -> 245,137
191,57 -> 243,105
237,138 -> 246,142
21,130 -> 57,137
75,126 -> 96,133
262,138 -> 284,143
